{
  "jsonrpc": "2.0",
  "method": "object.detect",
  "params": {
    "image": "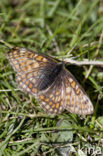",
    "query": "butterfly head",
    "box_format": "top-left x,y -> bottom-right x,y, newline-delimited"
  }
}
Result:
57,61 -> 65,70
